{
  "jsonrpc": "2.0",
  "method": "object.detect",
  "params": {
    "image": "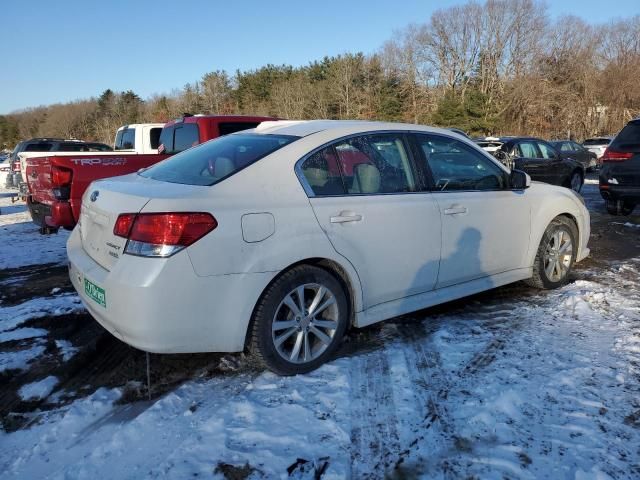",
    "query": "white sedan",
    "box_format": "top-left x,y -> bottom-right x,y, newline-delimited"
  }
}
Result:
67,120 -> 590,375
